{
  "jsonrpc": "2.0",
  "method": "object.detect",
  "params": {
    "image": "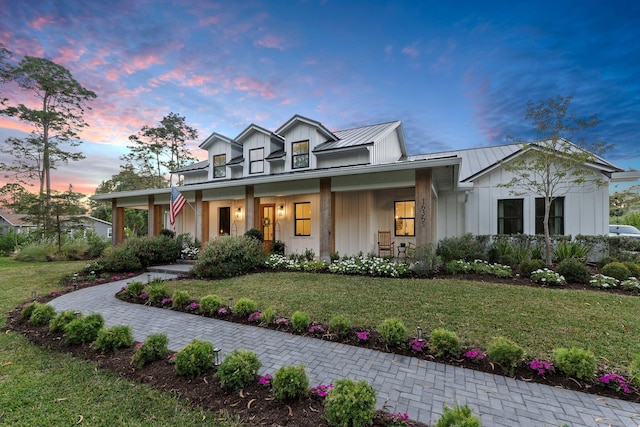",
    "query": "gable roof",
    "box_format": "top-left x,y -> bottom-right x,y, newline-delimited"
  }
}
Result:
0,210 -> 33,227
235,123 -> 284,144
275,114 -> 338,141
199,132 -> 240,150
314,120 -> 406,155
